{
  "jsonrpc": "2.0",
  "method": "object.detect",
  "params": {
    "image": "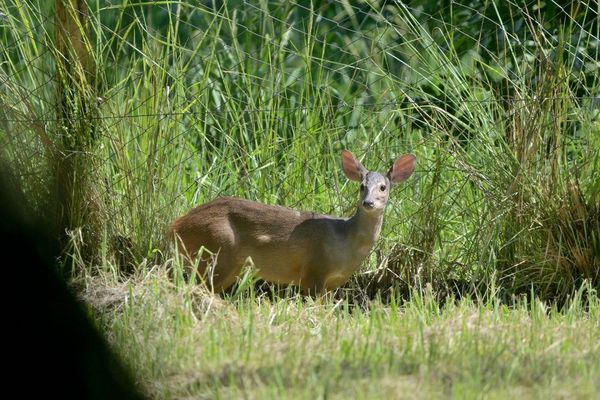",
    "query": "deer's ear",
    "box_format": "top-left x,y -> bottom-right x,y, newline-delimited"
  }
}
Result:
341,150 -> 367,182
387,154 -> 416,184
